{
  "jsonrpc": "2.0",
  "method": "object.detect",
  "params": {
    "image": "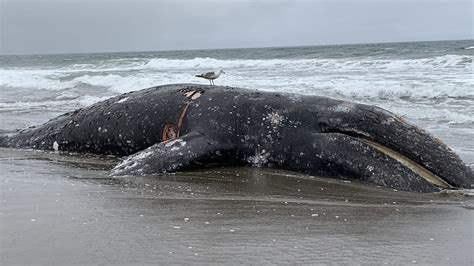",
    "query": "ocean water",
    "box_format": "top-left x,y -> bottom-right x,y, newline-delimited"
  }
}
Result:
1,40 -> 473,264
1,40 -> 473,163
